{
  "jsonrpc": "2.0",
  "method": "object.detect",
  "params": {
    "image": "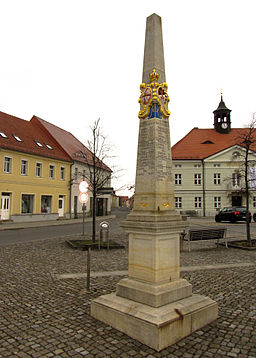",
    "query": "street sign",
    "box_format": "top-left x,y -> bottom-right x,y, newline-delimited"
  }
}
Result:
79,180 -> 89,193
79,192 -> 88,204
